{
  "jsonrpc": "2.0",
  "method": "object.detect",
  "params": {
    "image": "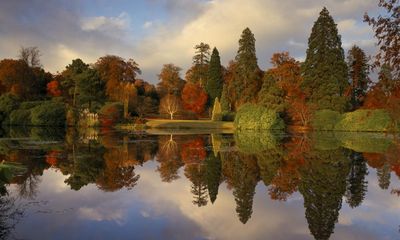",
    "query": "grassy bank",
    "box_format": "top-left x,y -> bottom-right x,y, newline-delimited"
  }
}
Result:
145,119 -> 234,130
